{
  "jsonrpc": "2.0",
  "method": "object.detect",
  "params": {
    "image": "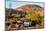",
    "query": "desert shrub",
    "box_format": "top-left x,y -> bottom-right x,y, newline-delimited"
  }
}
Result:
25,11 -> 44,27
